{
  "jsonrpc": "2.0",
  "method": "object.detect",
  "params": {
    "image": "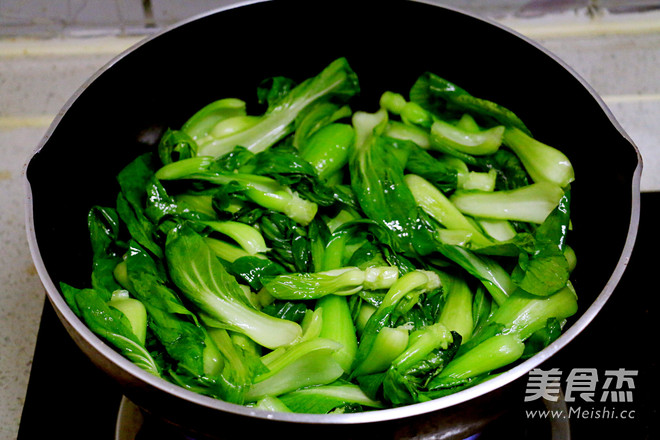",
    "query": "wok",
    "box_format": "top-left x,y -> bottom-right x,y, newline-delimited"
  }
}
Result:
24,0 -> 642,438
